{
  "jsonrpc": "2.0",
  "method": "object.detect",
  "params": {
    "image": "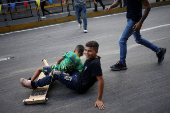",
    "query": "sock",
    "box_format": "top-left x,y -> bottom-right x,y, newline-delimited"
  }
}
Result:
31,81 -> 37,89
